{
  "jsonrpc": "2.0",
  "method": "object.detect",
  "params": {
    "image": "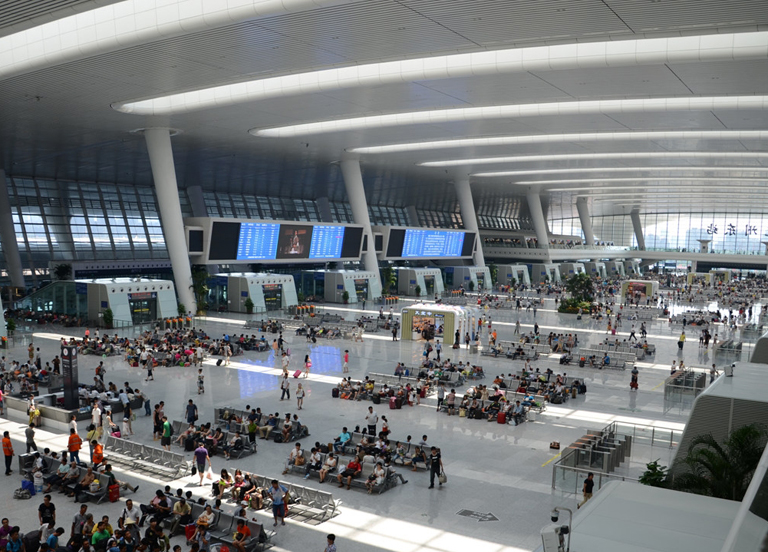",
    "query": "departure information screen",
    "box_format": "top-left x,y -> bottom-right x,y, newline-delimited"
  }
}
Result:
402,229 -> 465,257
309,225 -> 346,259
236,222 -> 280,260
